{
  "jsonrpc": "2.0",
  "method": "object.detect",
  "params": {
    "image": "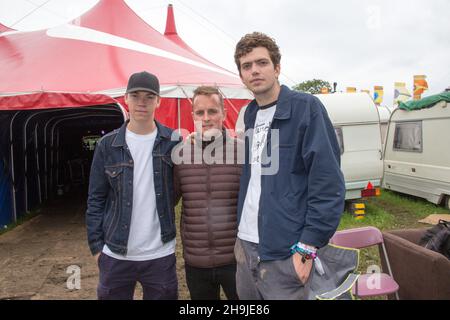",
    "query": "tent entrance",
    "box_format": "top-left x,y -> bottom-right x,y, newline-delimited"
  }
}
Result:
0,104 -> 125,226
